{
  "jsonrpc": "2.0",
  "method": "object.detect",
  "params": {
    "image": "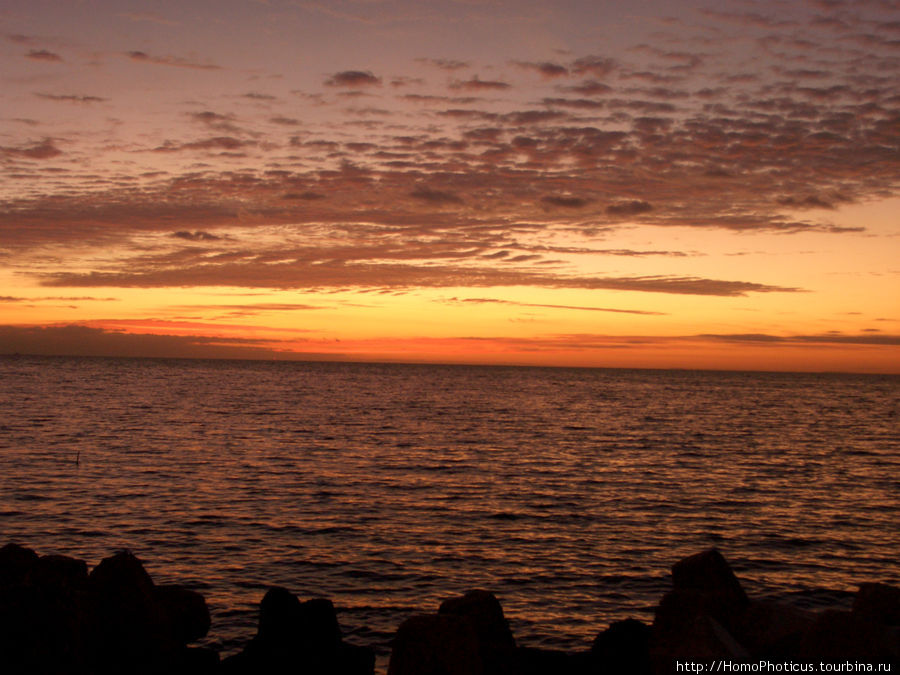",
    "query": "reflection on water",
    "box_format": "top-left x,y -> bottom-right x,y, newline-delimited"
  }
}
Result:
1,356 -> 898,660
